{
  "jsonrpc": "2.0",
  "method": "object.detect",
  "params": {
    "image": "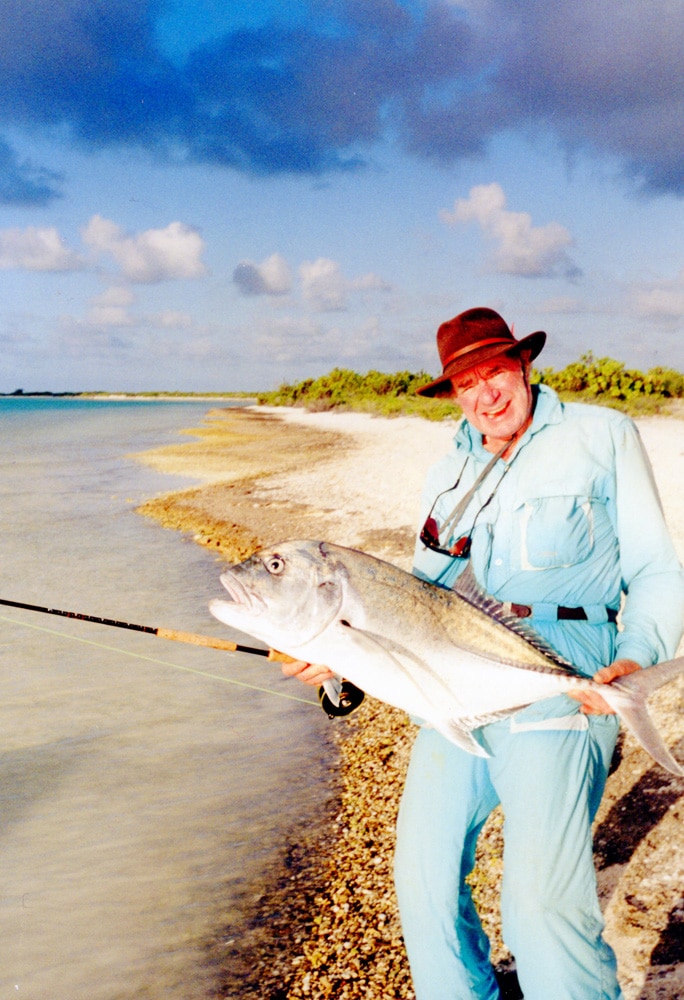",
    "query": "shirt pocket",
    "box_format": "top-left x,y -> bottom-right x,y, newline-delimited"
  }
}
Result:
519,494 -> 595,570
